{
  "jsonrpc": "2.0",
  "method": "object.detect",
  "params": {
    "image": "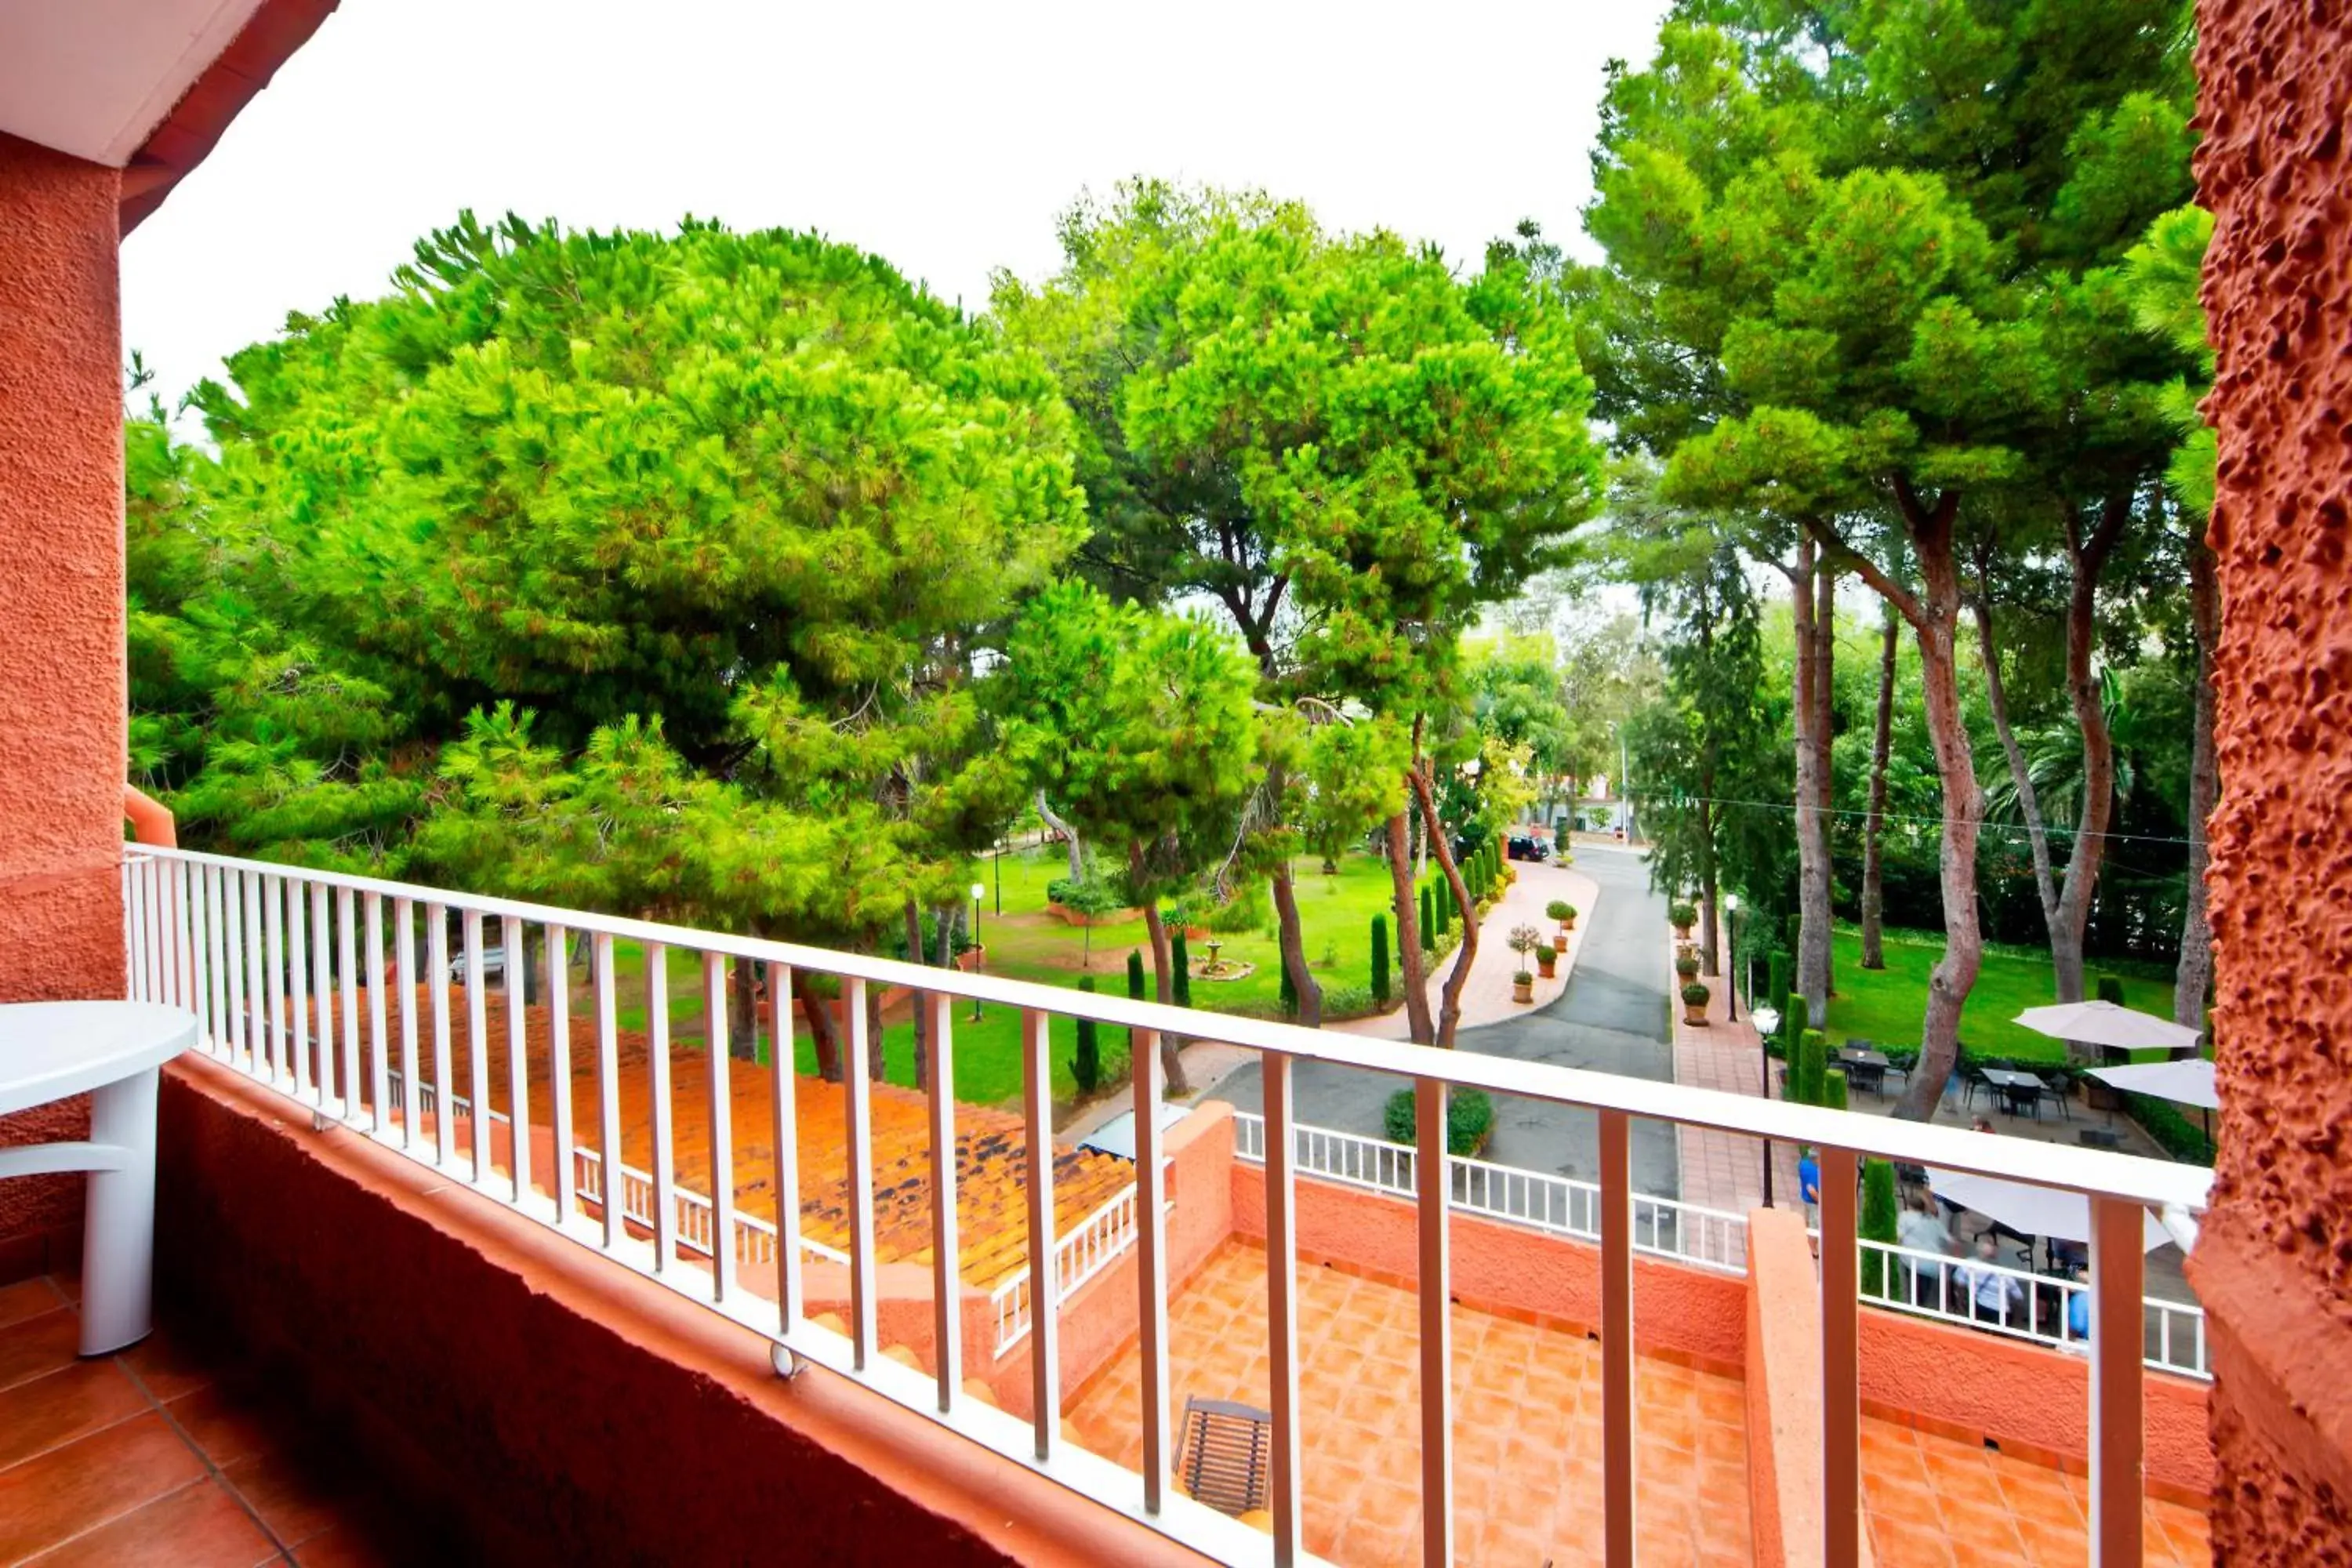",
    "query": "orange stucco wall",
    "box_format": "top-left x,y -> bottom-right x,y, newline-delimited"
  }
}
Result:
0,131 -> 128,1276
1744,1208 -> 1874,1568
2191,2 -> 2352,1556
